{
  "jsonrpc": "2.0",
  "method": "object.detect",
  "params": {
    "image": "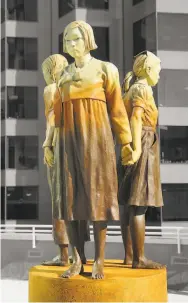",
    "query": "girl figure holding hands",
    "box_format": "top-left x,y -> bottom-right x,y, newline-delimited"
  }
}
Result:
42,54 -> 90,267
119,51 -> 165,269
57,21 -> 136,279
